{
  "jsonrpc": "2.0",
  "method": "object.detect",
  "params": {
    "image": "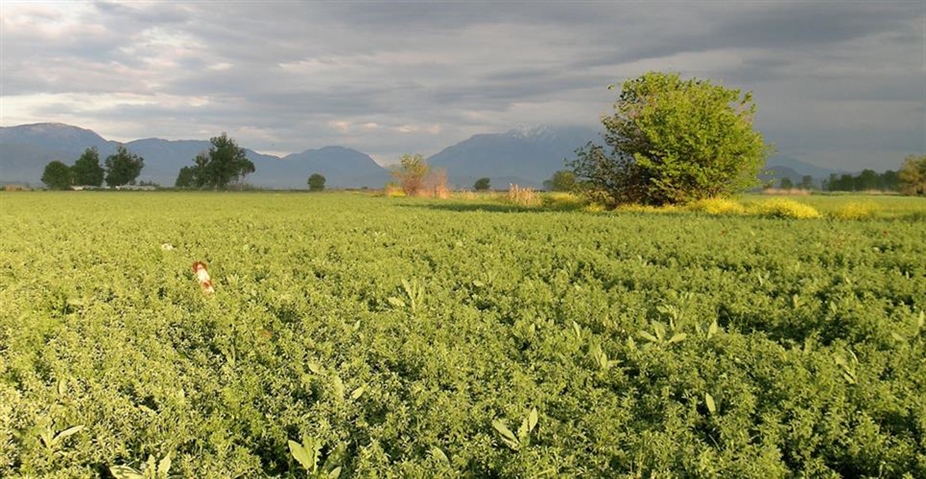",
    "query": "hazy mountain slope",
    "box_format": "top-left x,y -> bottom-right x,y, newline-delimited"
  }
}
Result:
428,125 -> 599,188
